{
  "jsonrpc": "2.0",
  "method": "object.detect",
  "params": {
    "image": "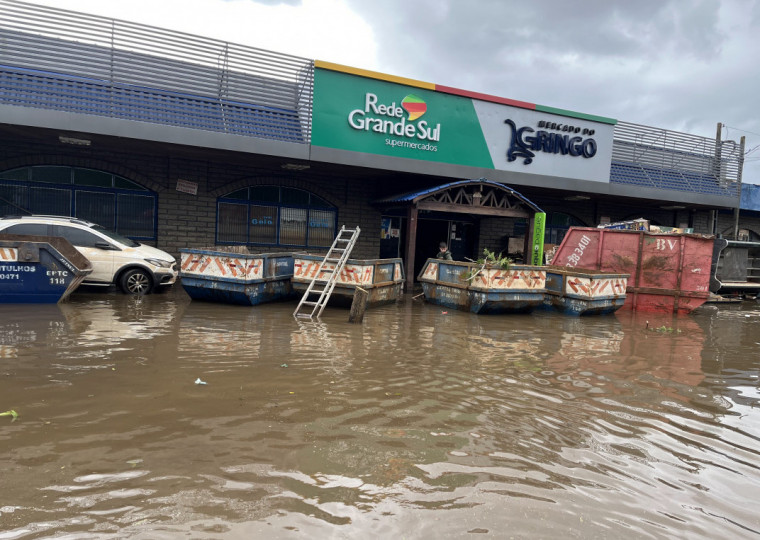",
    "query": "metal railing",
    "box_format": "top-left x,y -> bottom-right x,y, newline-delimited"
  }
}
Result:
0,0 -> 745,195
612,121 -> 742,190
0,0 -> 313,143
